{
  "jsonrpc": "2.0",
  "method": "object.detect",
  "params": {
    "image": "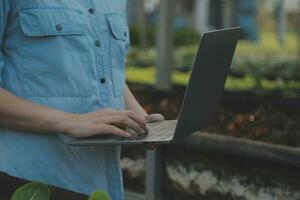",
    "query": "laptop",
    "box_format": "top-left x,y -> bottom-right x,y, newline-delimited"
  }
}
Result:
69,27 -> 242,146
